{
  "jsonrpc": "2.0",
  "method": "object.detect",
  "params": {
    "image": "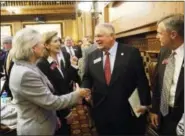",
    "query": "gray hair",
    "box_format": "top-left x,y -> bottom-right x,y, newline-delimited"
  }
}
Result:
65,36 -> 73,41
2,36 -> 12,45
10,28 -> 41,61
95,23 -> 115,36
158,14 -> 184,38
